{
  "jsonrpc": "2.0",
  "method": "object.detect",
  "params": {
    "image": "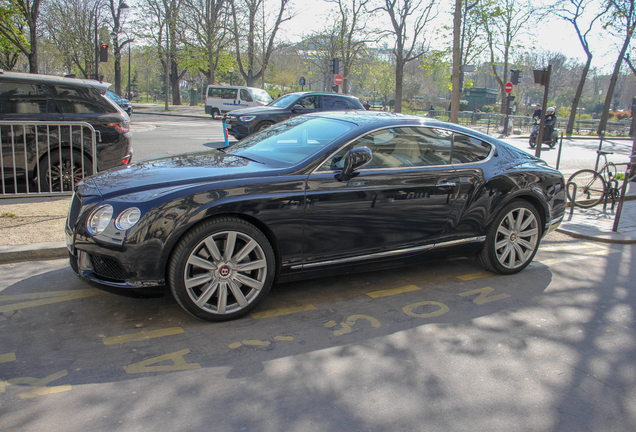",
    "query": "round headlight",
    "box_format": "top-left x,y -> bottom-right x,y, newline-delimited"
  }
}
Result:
115,207 -> 141,231
87,204 -> 113,235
